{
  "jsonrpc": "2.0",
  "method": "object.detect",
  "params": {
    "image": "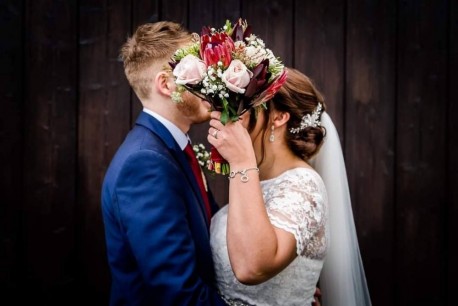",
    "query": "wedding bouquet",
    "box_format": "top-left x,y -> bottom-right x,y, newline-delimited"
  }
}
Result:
170,18 -> 287,174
